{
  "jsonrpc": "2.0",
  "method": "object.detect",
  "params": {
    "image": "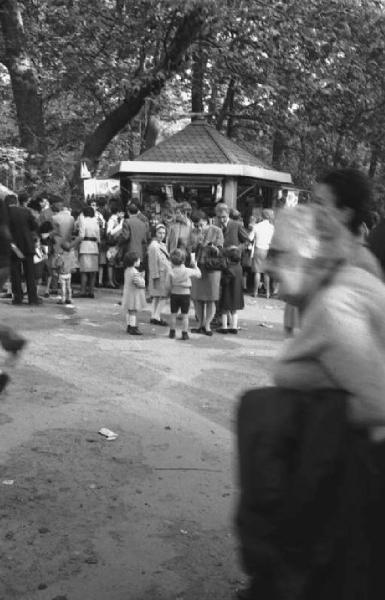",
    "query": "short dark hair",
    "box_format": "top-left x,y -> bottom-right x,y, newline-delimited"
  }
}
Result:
28,198 -> 43,212
316,168 -> 373,235
127,203 -> 139,215
39,221 -> 54,234
192,210 -> 206,224
83,206 -> 94,218
170,248 -> 185,266
124,251 -> 139,268
17,190 -> 30,206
